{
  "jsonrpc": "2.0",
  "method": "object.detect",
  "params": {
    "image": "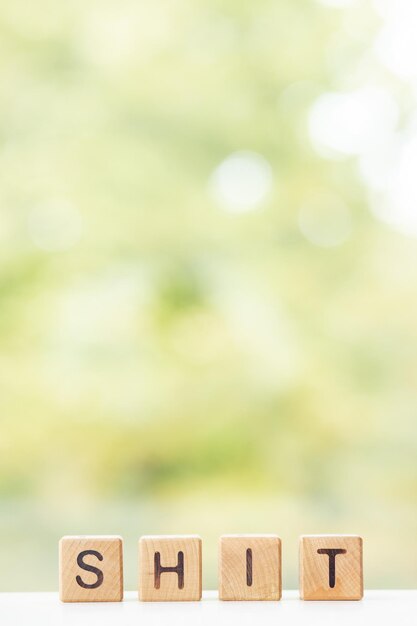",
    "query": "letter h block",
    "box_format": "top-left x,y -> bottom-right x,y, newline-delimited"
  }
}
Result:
59,535 -> 123,602
139,535 -> 202,601
299,535 -> 363,600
